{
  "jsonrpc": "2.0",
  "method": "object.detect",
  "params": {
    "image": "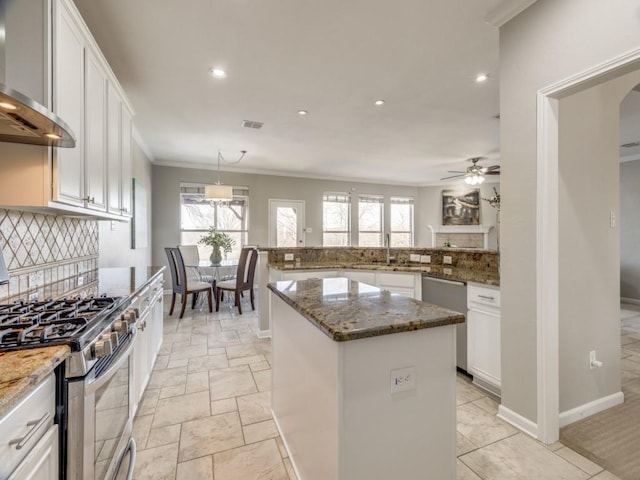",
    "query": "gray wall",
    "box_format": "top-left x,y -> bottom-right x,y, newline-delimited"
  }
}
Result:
151,165 -> 423,271
417,182 -> 500,249
556,75 -> 640,413
500,0 -> 640,423
621,159 -> 640,301
98,140 -> 153,269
